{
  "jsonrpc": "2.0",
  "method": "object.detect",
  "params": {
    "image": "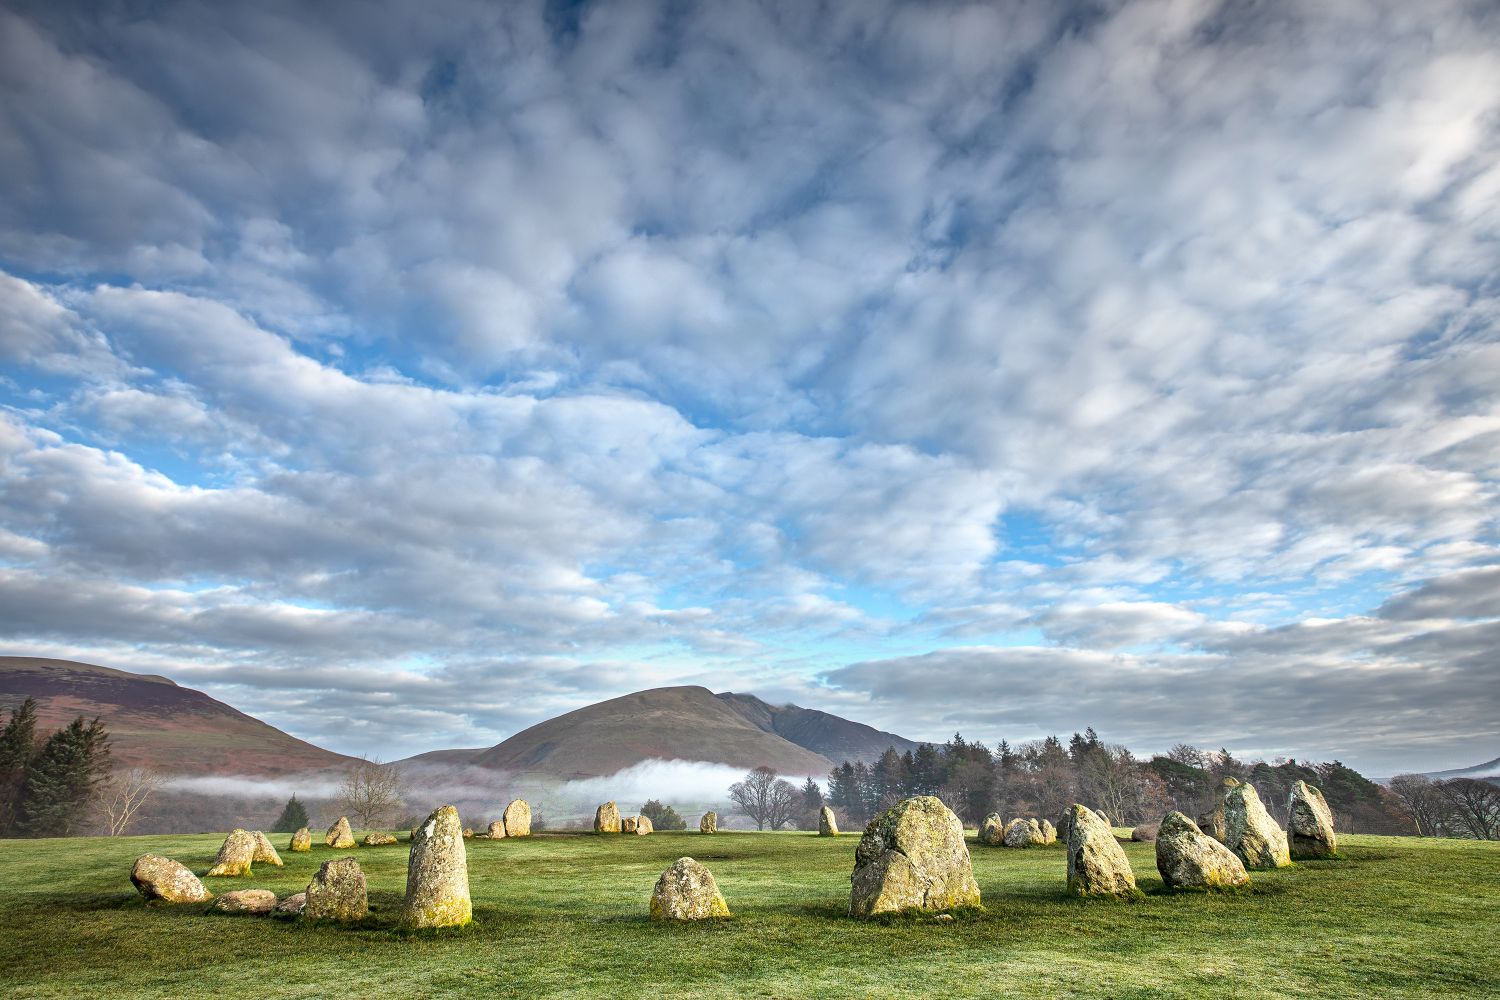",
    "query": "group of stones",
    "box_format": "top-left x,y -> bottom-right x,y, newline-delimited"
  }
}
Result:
130,799 -> 536,928
589,800 -> 656,835
846,778 -> 1337,917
